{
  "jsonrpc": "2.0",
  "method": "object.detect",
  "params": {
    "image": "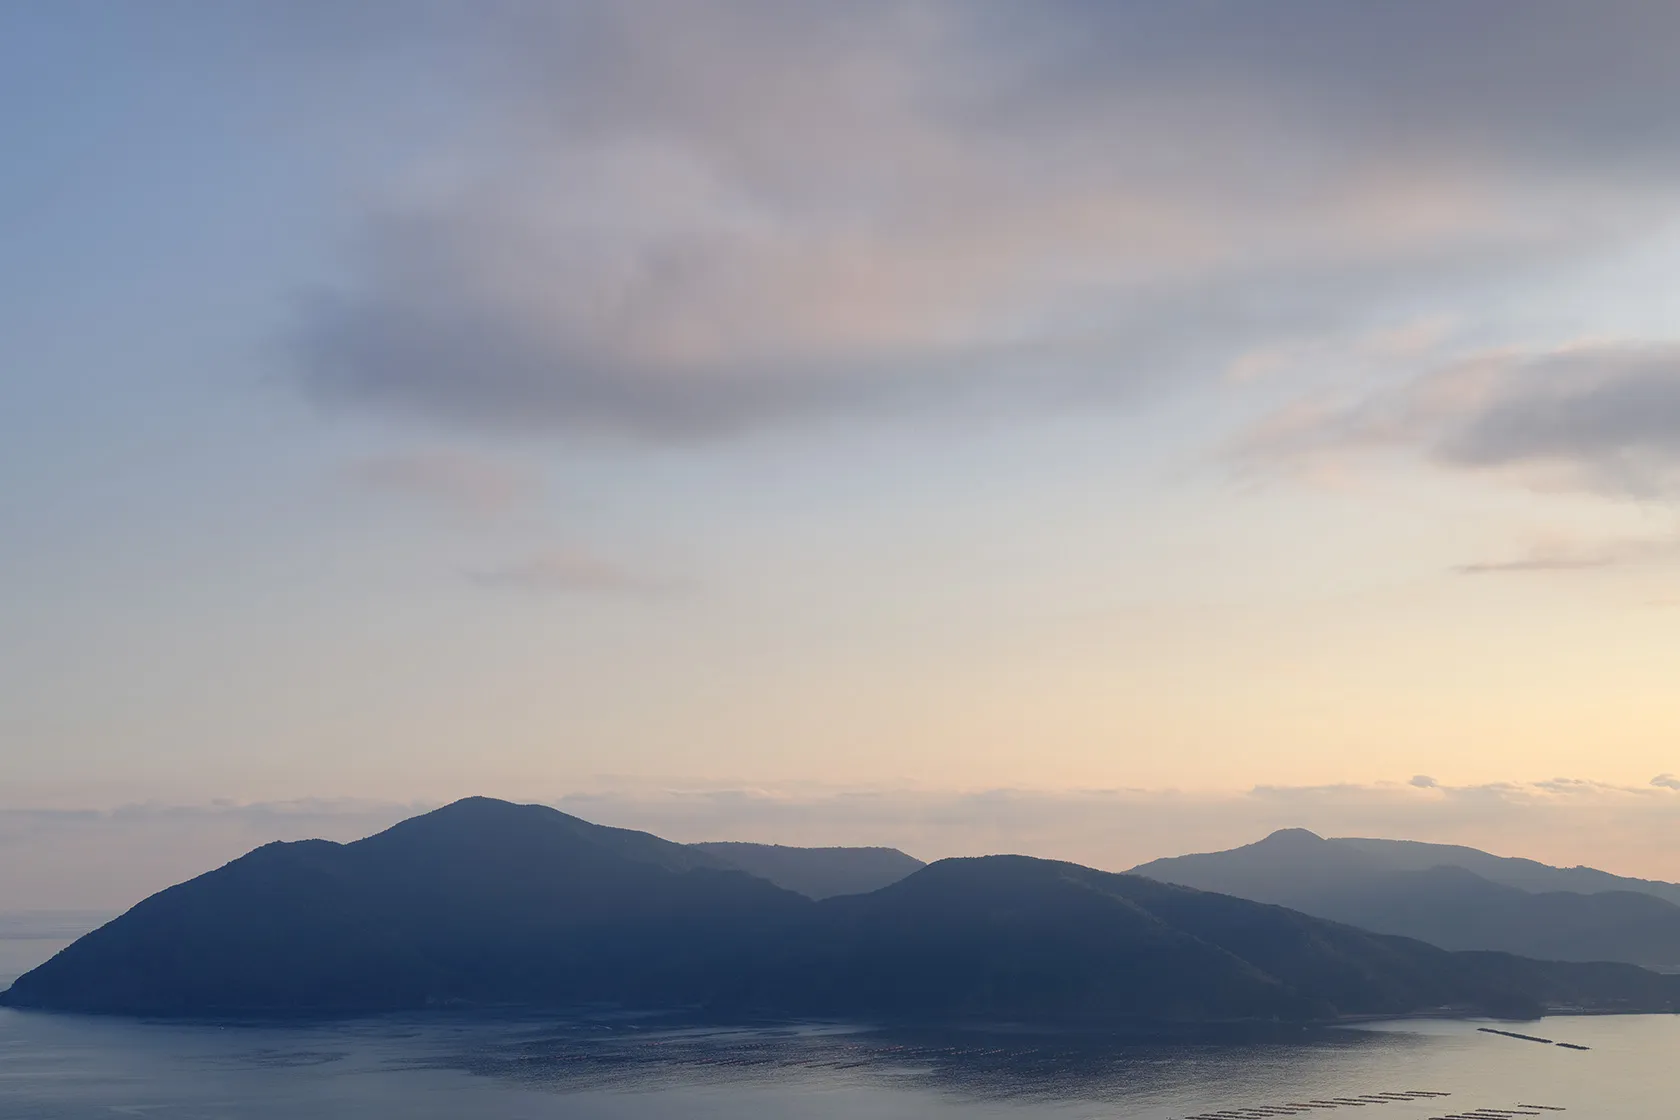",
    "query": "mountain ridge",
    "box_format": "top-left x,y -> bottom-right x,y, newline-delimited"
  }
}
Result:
689,841 -> 924,899
6,799 -> 1677,1022
1130,829 -> 1680,969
